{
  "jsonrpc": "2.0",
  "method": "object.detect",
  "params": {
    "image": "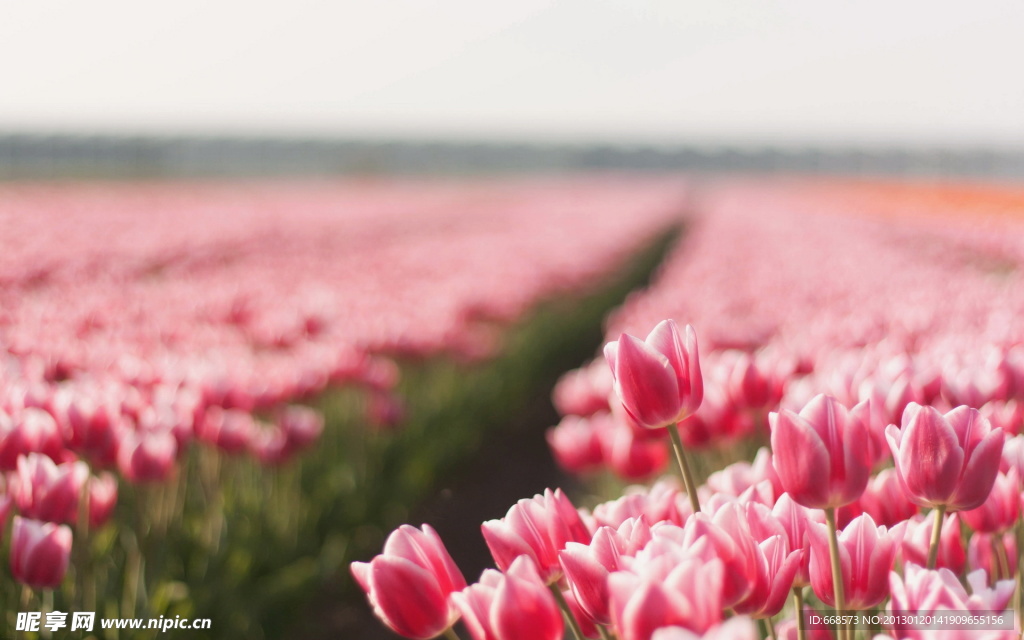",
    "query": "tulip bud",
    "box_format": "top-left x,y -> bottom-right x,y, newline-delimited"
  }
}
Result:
604,320 -> 702,429
453,557 -> 563,640
351,524 -> 465,639
770,394 -> 872,509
